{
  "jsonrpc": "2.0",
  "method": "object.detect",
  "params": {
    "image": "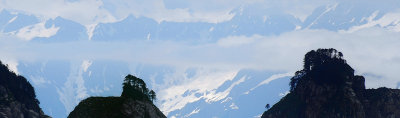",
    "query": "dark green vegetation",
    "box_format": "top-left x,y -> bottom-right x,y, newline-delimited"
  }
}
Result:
68,75 -> 166,118
121,74 -> 156,103
0,61 -> 50,118
289,48 -> 350,91
262,48 -> 400,118
68,97 -> 125,118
